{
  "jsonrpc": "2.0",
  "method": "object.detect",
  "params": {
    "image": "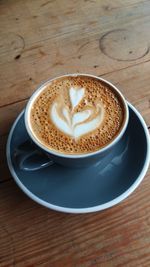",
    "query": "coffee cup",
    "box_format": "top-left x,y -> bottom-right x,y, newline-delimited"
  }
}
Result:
17,74 -> 129,169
